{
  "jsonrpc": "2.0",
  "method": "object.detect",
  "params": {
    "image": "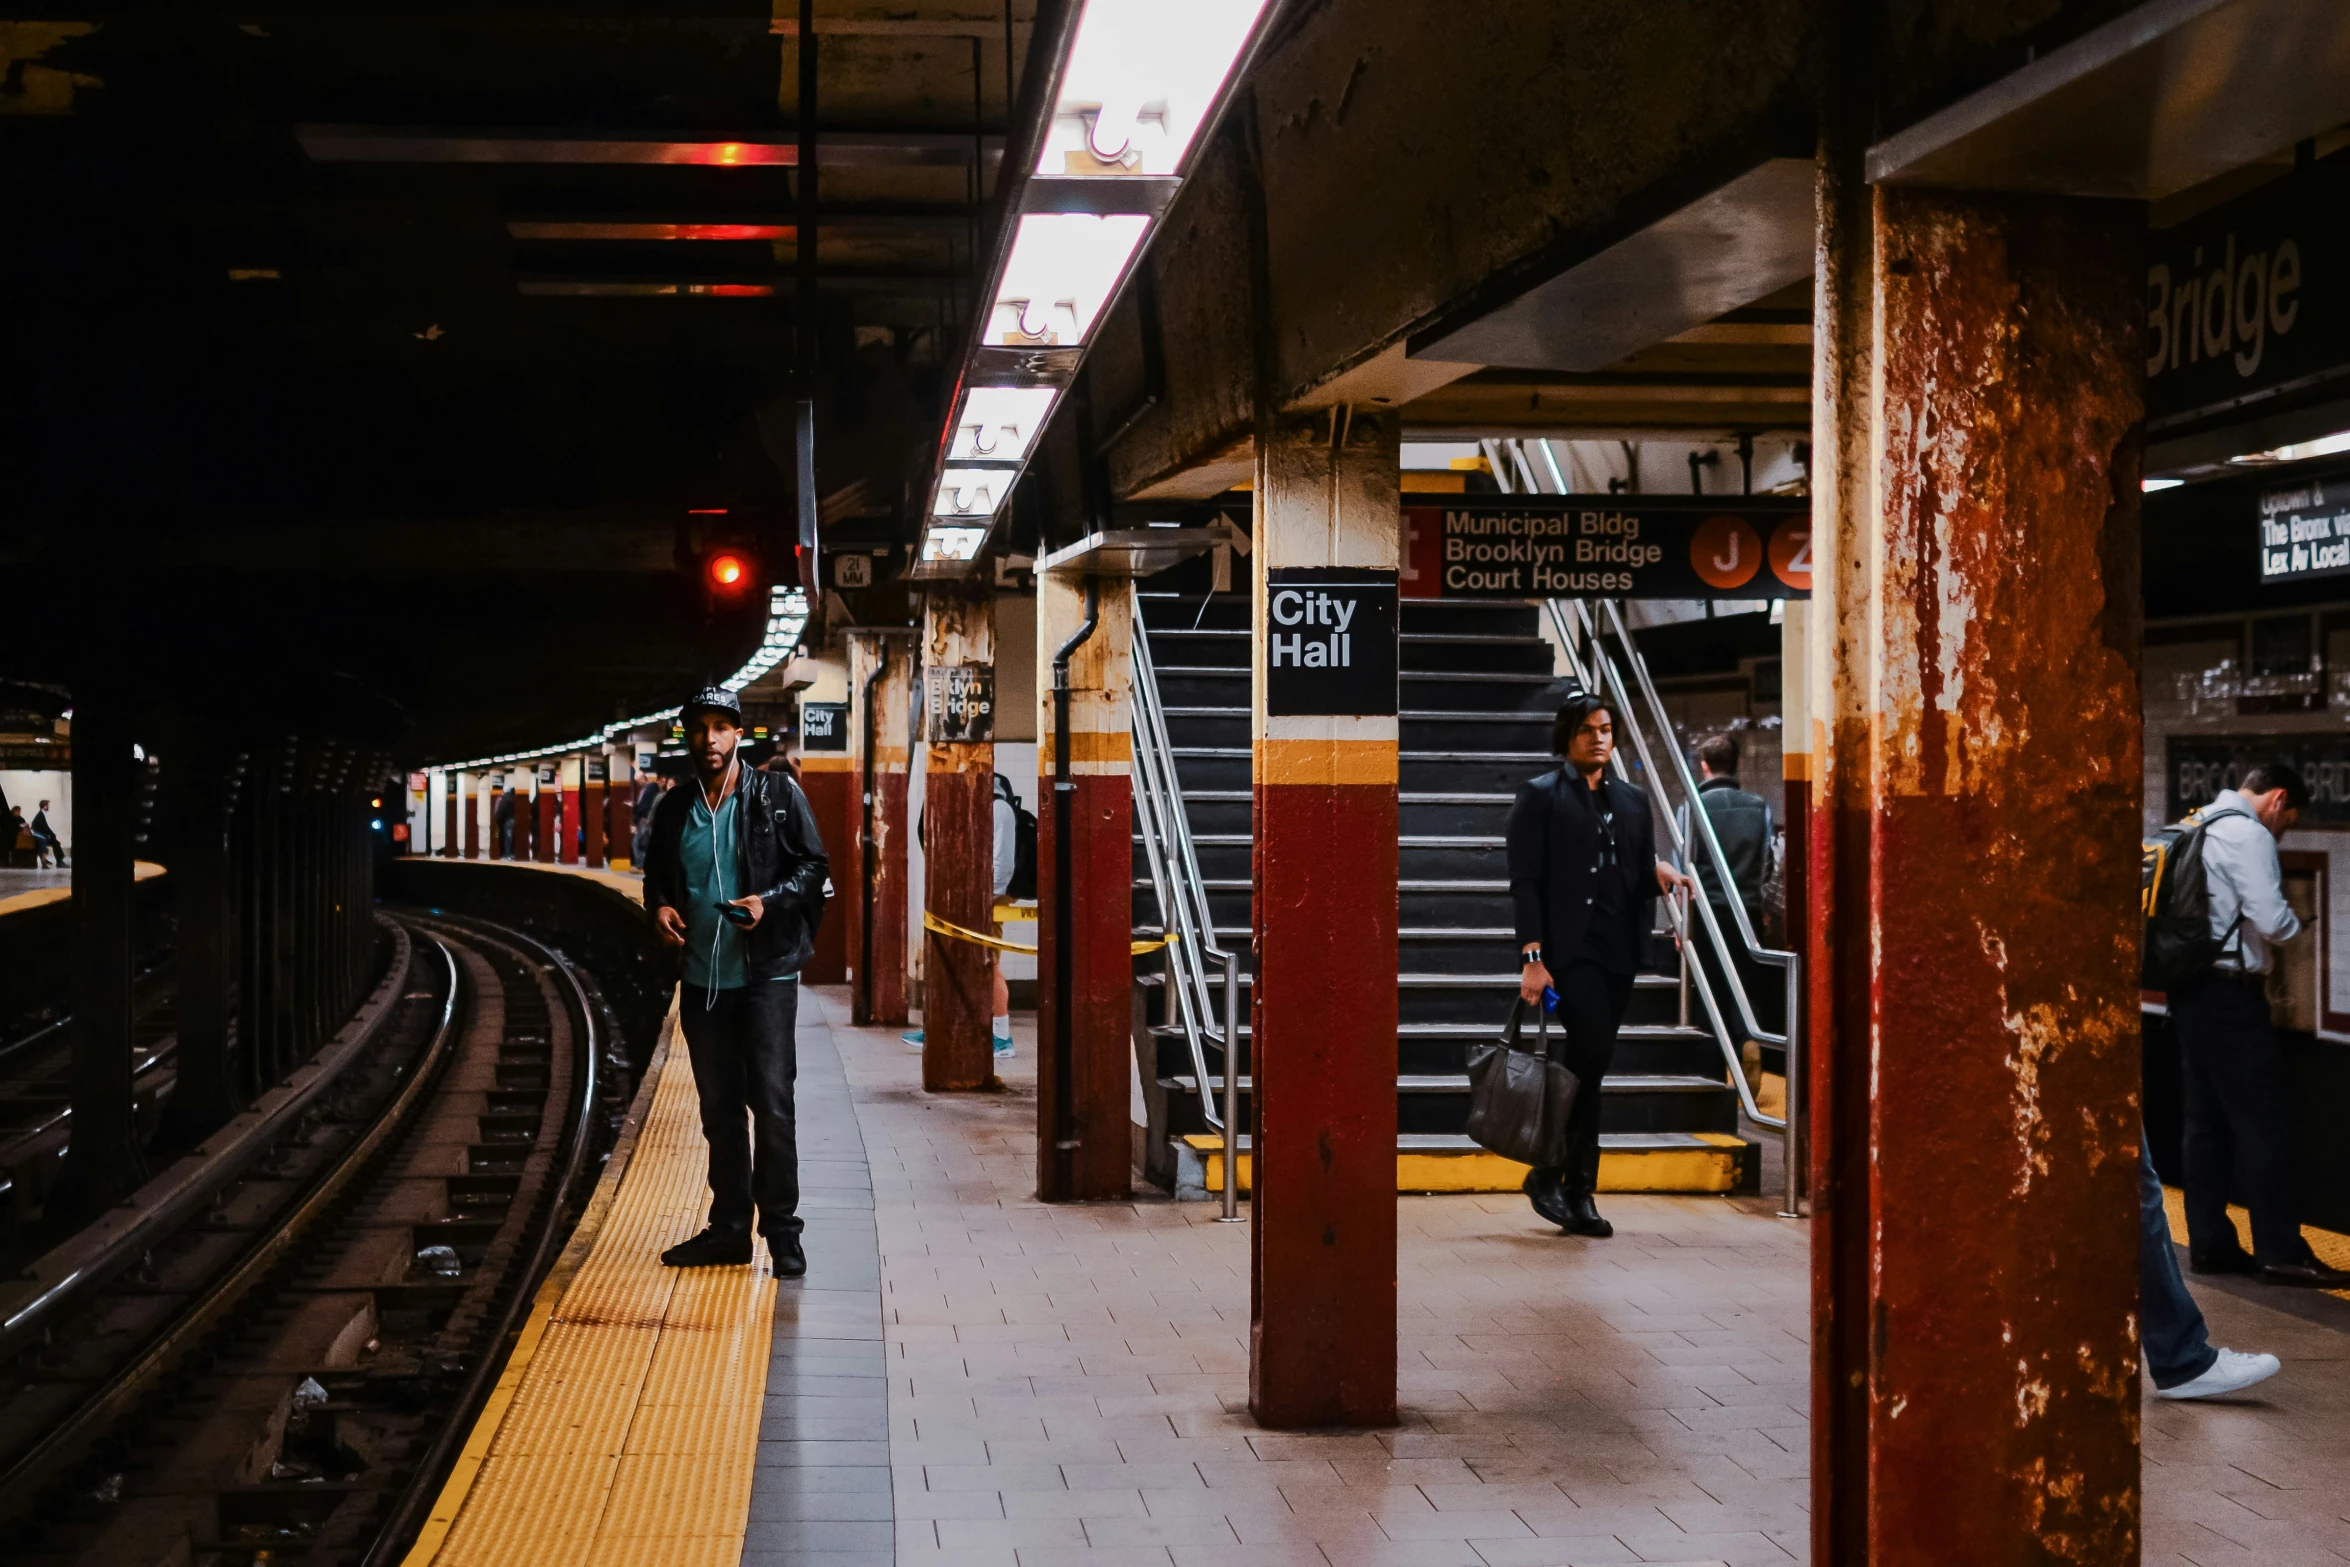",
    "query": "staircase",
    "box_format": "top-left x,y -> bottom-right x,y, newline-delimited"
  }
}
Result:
1131,573 -> 1760,1197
